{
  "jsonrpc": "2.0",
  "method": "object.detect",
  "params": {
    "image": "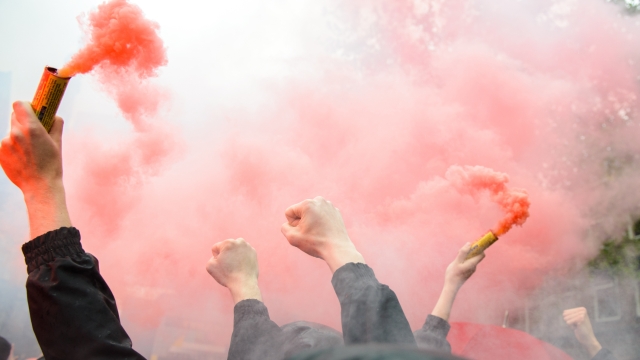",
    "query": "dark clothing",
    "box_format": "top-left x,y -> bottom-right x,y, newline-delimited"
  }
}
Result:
0,336 -> 11,360
593,348 -> 617,360
229,300 -> 284,360
230,312 -> 345,360
21,228 -> 450,360
22,227 -> 145,360
331,263 -> 416,346
230,263 -> 436,359
413,315 -> 451,353
286,344 -> 465,360
280,321 -> 344,358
